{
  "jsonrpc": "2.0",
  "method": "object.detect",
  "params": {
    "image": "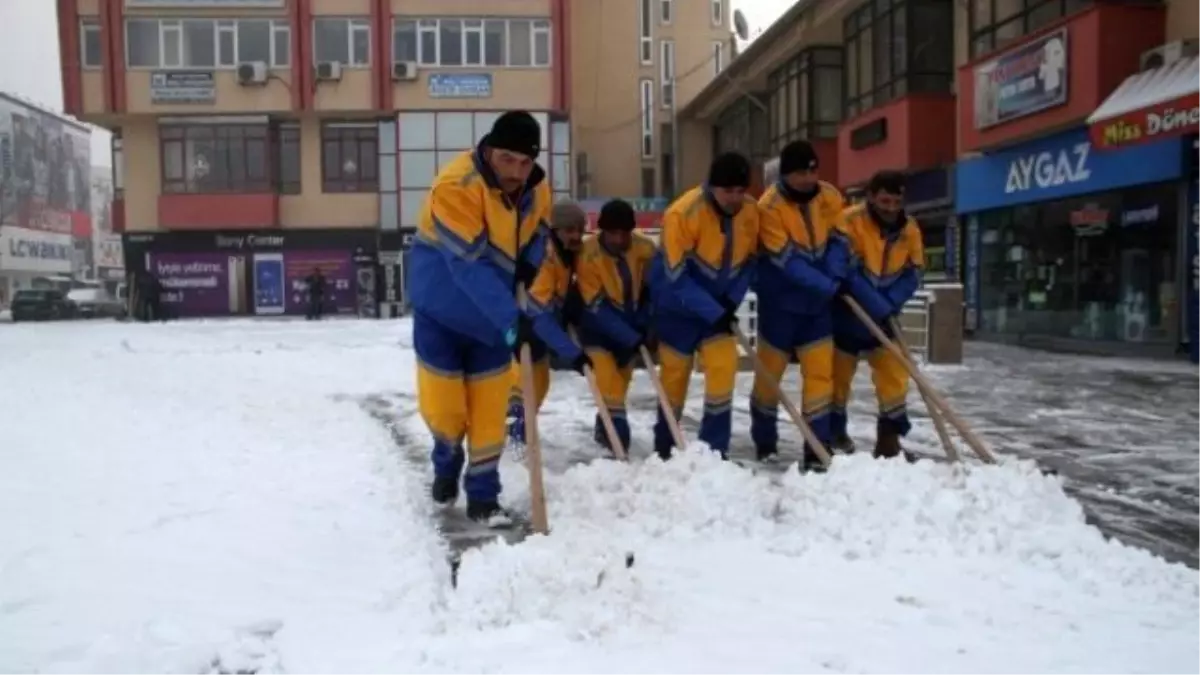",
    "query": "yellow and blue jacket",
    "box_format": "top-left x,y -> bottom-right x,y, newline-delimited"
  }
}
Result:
755,180 -> 850,315
834,204 -> 925,340
649,186 -> 761,325
523,235 -> 583,361
408,148 -> 552,347
574,233 -> 657,351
